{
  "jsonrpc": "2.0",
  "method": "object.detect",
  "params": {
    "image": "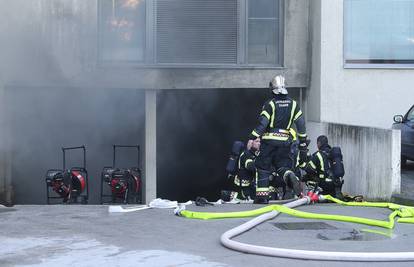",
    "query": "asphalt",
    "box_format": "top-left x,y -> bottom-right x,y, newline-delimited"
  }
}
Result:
2,201 -> 414,267
392,160 -> 414,205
